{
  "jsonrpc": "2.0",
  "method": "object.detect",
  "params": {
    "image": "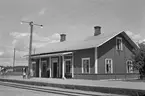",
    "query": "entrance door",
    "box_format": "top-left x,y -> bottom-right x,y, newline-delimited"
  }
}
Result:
53,62 -> 57,78
31,62 -> 36,77
65,59 -> 72,78
52,58 -> 59,78
41,60 -> 47,77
